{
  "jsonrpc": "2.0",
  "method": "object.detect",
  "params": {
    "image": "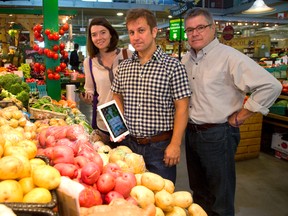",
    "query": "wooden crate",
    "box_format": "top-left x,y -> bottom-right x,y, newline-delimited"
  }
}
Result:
235,113 -> 263,161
